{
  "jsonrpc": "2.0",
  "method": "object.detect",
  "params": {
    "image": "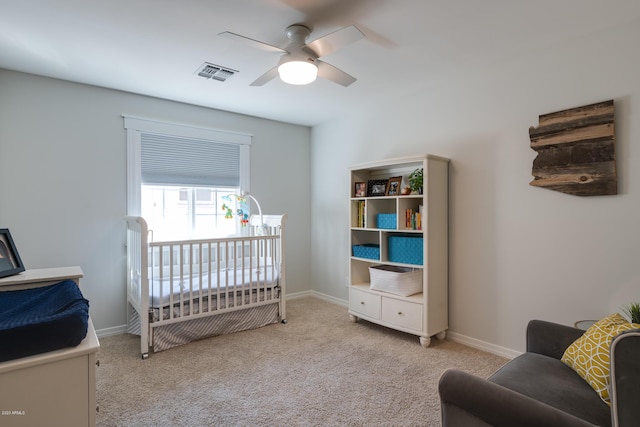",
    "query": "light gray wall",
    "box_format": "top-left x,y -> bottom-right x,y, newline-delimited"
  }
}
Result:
0,70 -> 311,332
311,19 -> 640,352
